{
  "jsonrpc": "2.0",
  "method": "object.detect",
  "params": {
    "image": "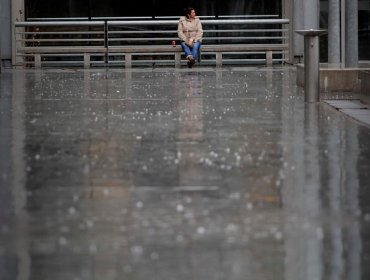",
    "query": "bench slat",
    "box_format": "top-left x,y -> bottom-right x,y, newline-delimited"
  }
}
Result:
18,46 -> 107,53
108,44 -> 288,53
